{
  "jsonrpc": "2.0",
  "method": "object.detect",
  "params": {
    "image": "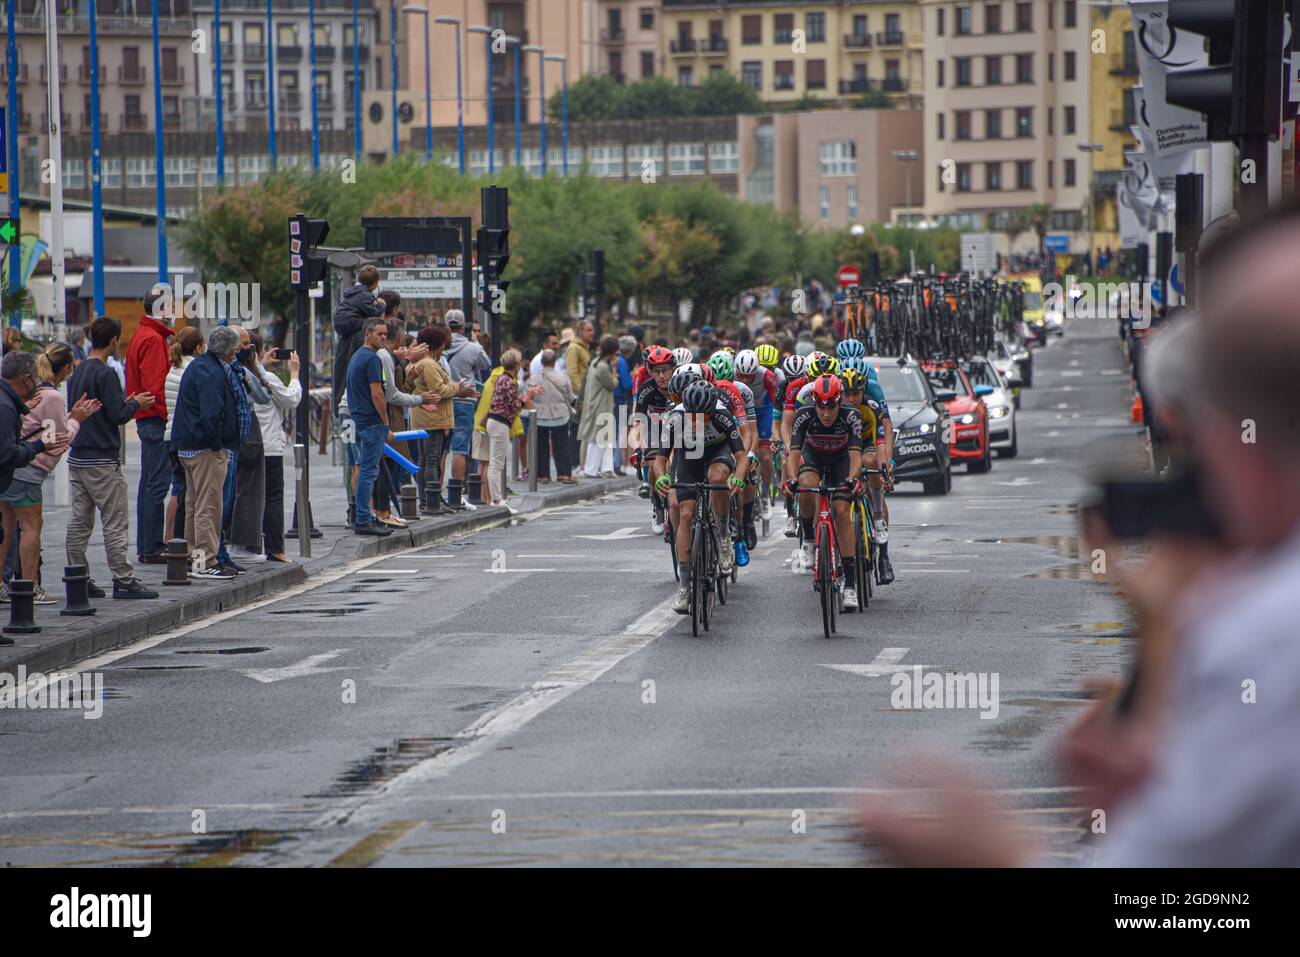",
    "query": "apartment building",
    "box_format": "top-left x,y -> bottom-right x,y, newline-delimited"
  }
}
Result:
657,0 -> 924,107
595,1 -> 663,81
1088,1 -> 1139,252
921,0 -> 1092,246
